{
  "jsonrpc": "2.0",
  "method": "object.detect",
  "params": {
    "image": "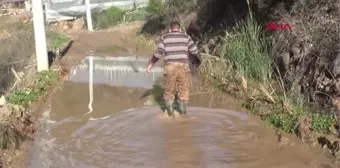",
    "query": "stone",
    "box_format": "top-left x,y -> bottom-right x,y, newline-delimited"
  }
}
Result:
0,105 -> 13,120
162,110 -> 181,118
278,136 -> 290,146
325,86 -> 330,92
311,141 -> 319,147
280,52 -> 290,70
329,126 -> 339,136
0,95 -> 6,107
174,110 -> 181,117
0,9 -> 8,15
290,47 -> 301,60
332,53 -> 340,77
144,99 -> 154,106
62,24 -> 69,31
